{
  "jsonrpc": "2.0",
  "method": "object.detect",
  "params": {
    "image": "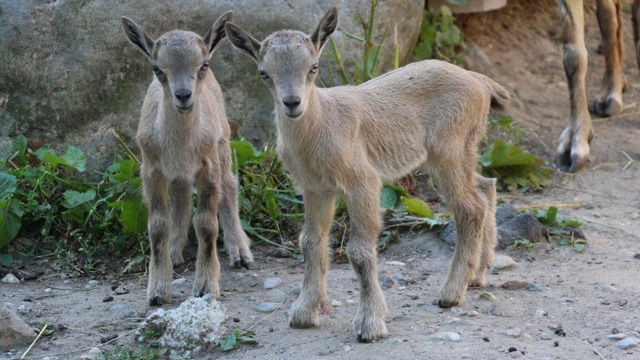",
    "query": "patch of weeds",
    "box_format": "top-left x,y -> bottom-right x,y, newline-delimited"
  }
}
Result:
219,329 -> 257,351
33,322 -> 54,336
414,5 -> 465,64
480,116 -> 554,192
141,327 -> 163,348
0,134 -> 147,273
529,206 -> 586,252
511,239 -> 533,249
